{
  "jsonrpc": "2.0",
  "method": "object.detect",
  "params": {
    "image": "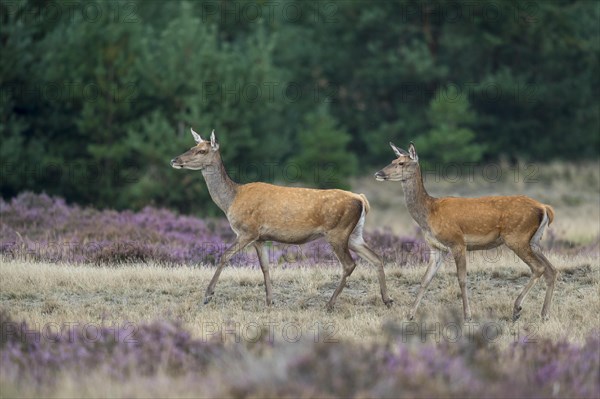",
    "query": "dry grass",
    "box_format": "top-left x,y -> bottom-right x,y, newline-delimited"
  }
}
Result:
1,249 -> 598,347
